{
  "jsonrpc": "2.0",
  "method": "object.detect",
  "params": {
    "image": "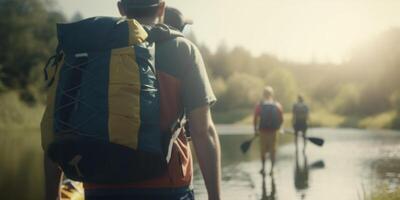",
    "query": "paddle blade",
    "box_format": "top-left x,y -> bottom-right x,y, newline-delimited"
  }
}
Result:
309,160 -> 325,169
307,137 -> 324,147
240,140 -> 253,154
